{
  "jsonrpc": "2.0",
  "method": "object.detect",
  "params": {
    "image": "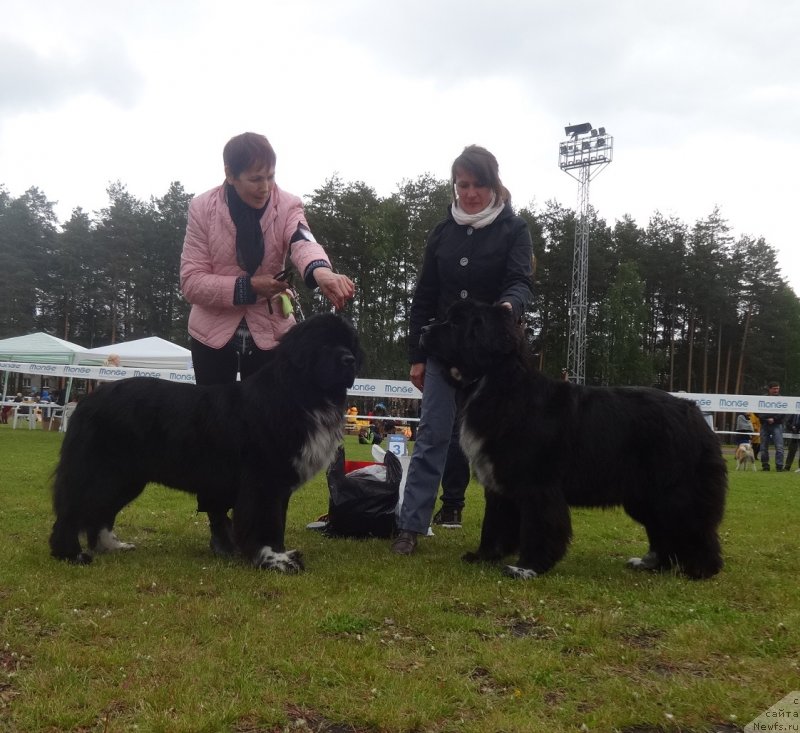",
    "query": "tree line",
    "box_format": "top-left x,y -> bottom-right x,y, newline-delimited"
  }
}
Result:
1,177 -> 798,395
